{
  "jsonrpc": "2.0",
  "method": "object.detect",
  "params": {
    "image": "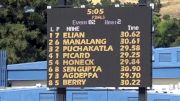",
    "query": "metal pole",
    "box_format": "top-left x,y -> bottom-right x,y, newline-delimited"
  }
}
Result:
139,87 -> 147,101
57,88 -> 66,101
